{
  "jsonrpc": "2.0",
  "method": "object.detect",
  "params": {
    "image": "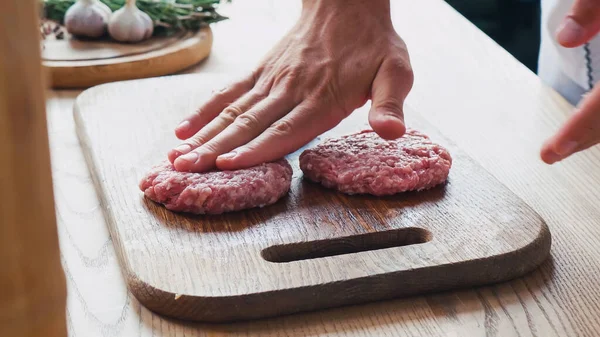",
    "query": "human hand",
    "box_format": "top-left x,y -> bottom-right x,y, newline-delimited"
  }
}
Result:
541,0 -> 600,164
168,0 -> 413,172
